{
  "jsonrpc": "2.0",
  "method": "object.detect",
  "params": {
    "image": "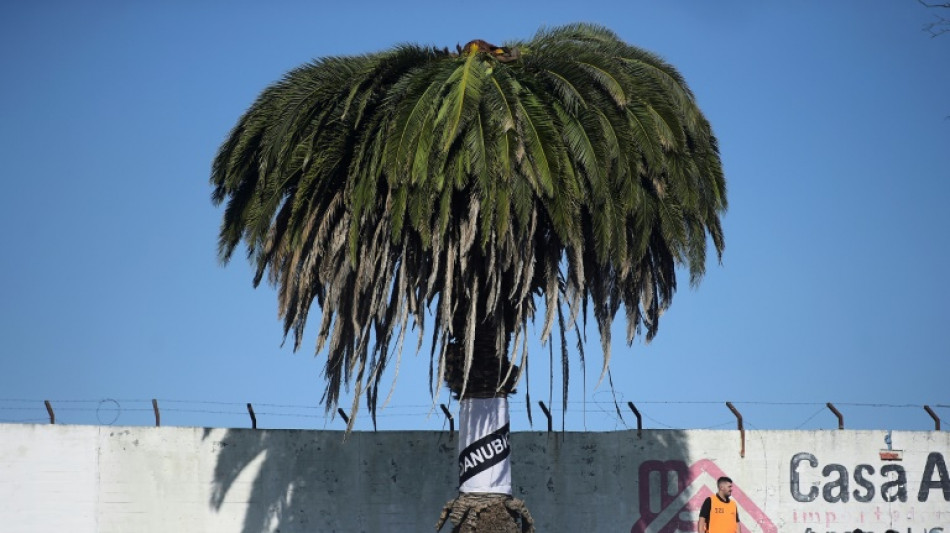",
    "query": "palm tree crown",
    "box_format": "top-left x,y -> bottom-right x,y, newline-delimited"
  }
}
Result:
211,23 -> 726,428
